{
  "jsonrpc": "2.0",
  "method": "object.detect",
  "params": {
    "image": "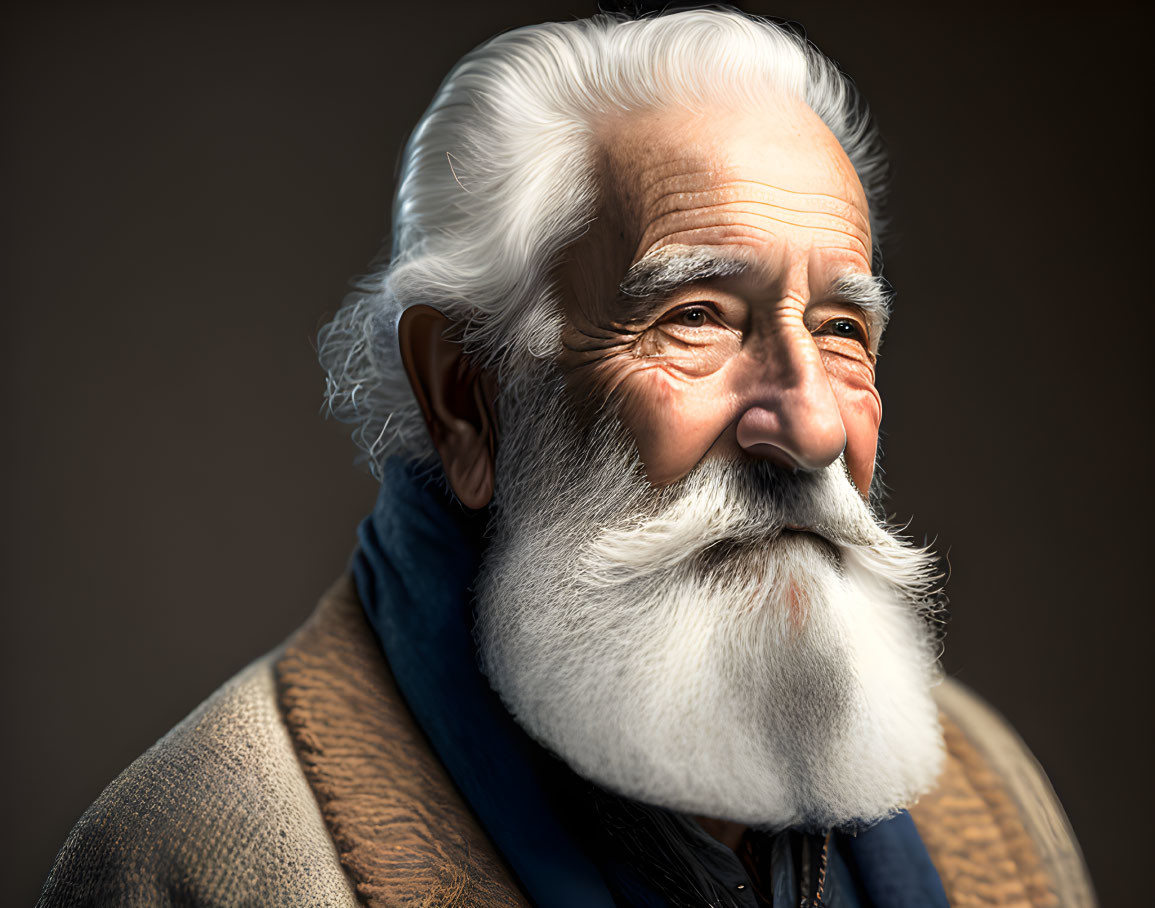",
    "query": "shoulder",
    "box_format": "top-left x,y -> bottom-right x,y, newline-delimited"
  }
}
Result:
38,652 -> 358,908
910,677 -> 1096,907
40,576 -> 526,908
